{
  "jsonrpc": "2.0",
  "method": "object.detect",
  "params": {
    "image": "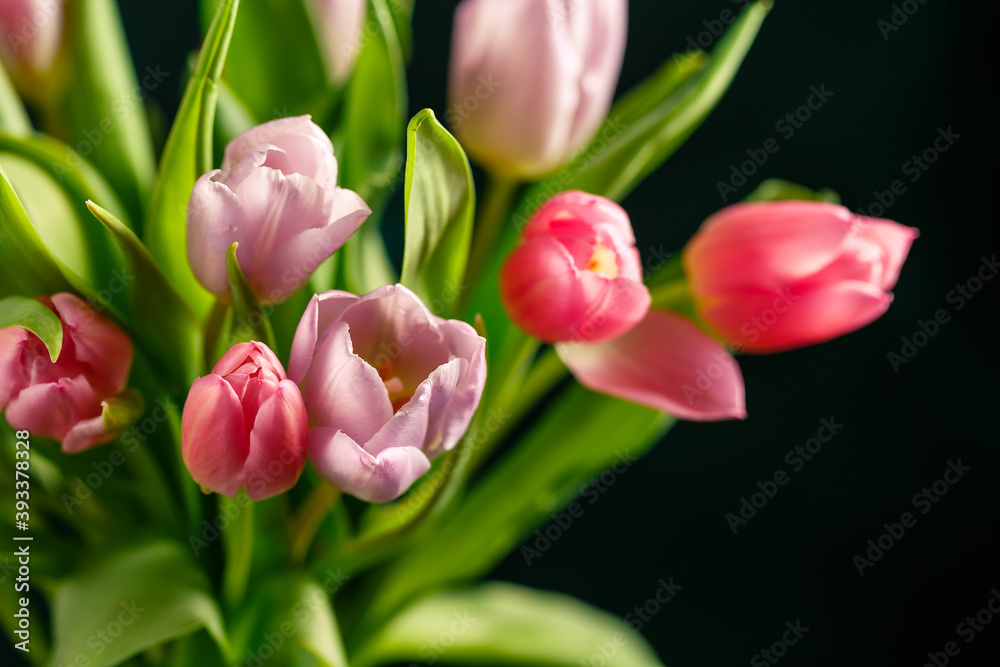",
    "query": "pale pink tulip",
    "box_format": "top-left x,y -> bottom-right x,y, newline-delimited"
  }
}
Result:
289,285 -> 487,503
557,310 -> 746,421
186,116 -> 370,305
449,0 -> 627,179
684,201 -> 918,353
312,0 -> 367,83
0,0 -> 62,80
0,293 -> 133,453
501,191 -> 650,343
182,342 -> 309,500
